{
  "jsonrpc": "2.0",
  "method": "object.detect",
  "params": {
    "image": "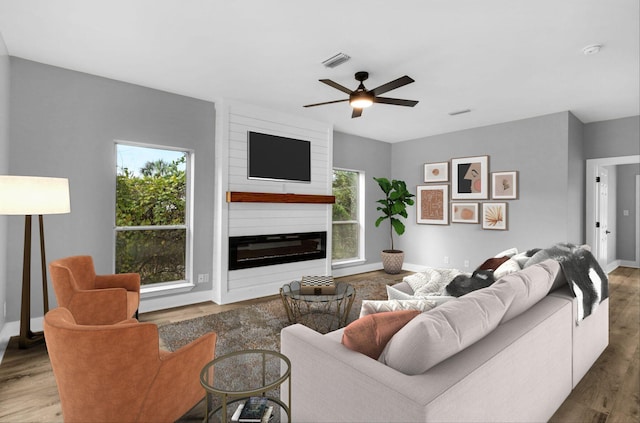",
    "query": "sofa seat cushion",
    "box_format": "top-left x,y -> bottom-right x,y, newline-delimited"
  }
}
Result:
379,260 -> 561,375
342,310 -> 420,359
